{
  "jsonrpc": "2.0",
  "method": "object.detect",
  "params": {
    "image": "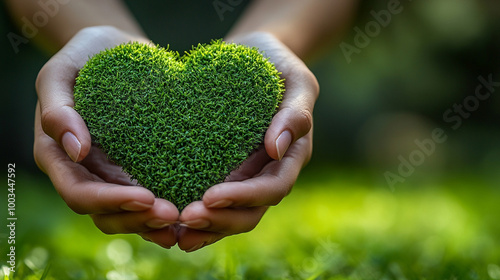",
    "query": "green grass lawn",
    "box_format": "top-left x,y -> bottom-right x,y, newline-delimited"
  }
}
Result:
2,166 -> 500,279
